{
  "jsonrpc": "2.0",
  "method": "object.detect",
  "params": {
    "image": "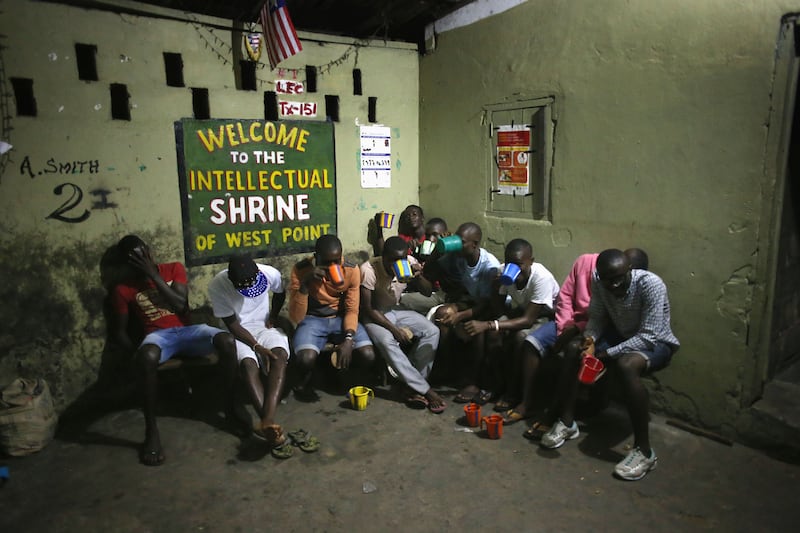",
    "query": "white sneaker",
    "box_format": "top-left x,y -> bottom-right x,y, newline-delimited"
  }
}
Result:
614,447 -> 657,481
540,419 -> 580,449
